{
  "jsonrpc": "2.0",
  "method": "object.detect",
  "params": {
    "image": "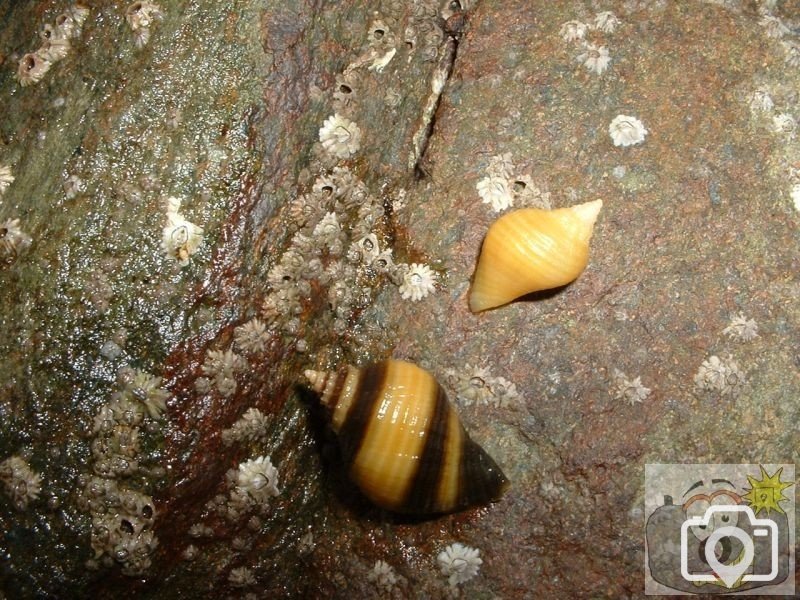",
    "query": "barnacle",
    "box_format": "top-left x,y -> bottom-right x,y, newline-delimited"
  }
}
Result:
0,218 -> 32,258
399,263 -> 436,301
723,314 -> 759,341
229,567 -> 256,588
559,20 -> 588,42
477,175 -> 514,212
773,113 -> 796,137
437,543 -> 482,586
319,114 -> 362,159
0,456 -> 42,510
760,14 -> 789,38
368,560 -> 398,592
612,369 -> 651,405
125,2 -> 163,48
369,48 -> 397,72
511,175 -> 552,209
161,197 -> 203,266
783,40 -> 800,68
694,355 -> 745,397
221,407 -> 271,446
0,165 -> 14,196
234,318 -> 270,354
17,52 -> 51,87
63,174 -> 85,199
236,456 -> 280,503
446,365 -> 520,407
749,87 -> 774,113
791,184 -> 800,212
201,349 -> 247,397
487,152 -> 514,179
333,72 -> 358,109
122,369 -> 169,419
609,115 -> 648,147
577,43 -> 611,75
593,11 -> 621,33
